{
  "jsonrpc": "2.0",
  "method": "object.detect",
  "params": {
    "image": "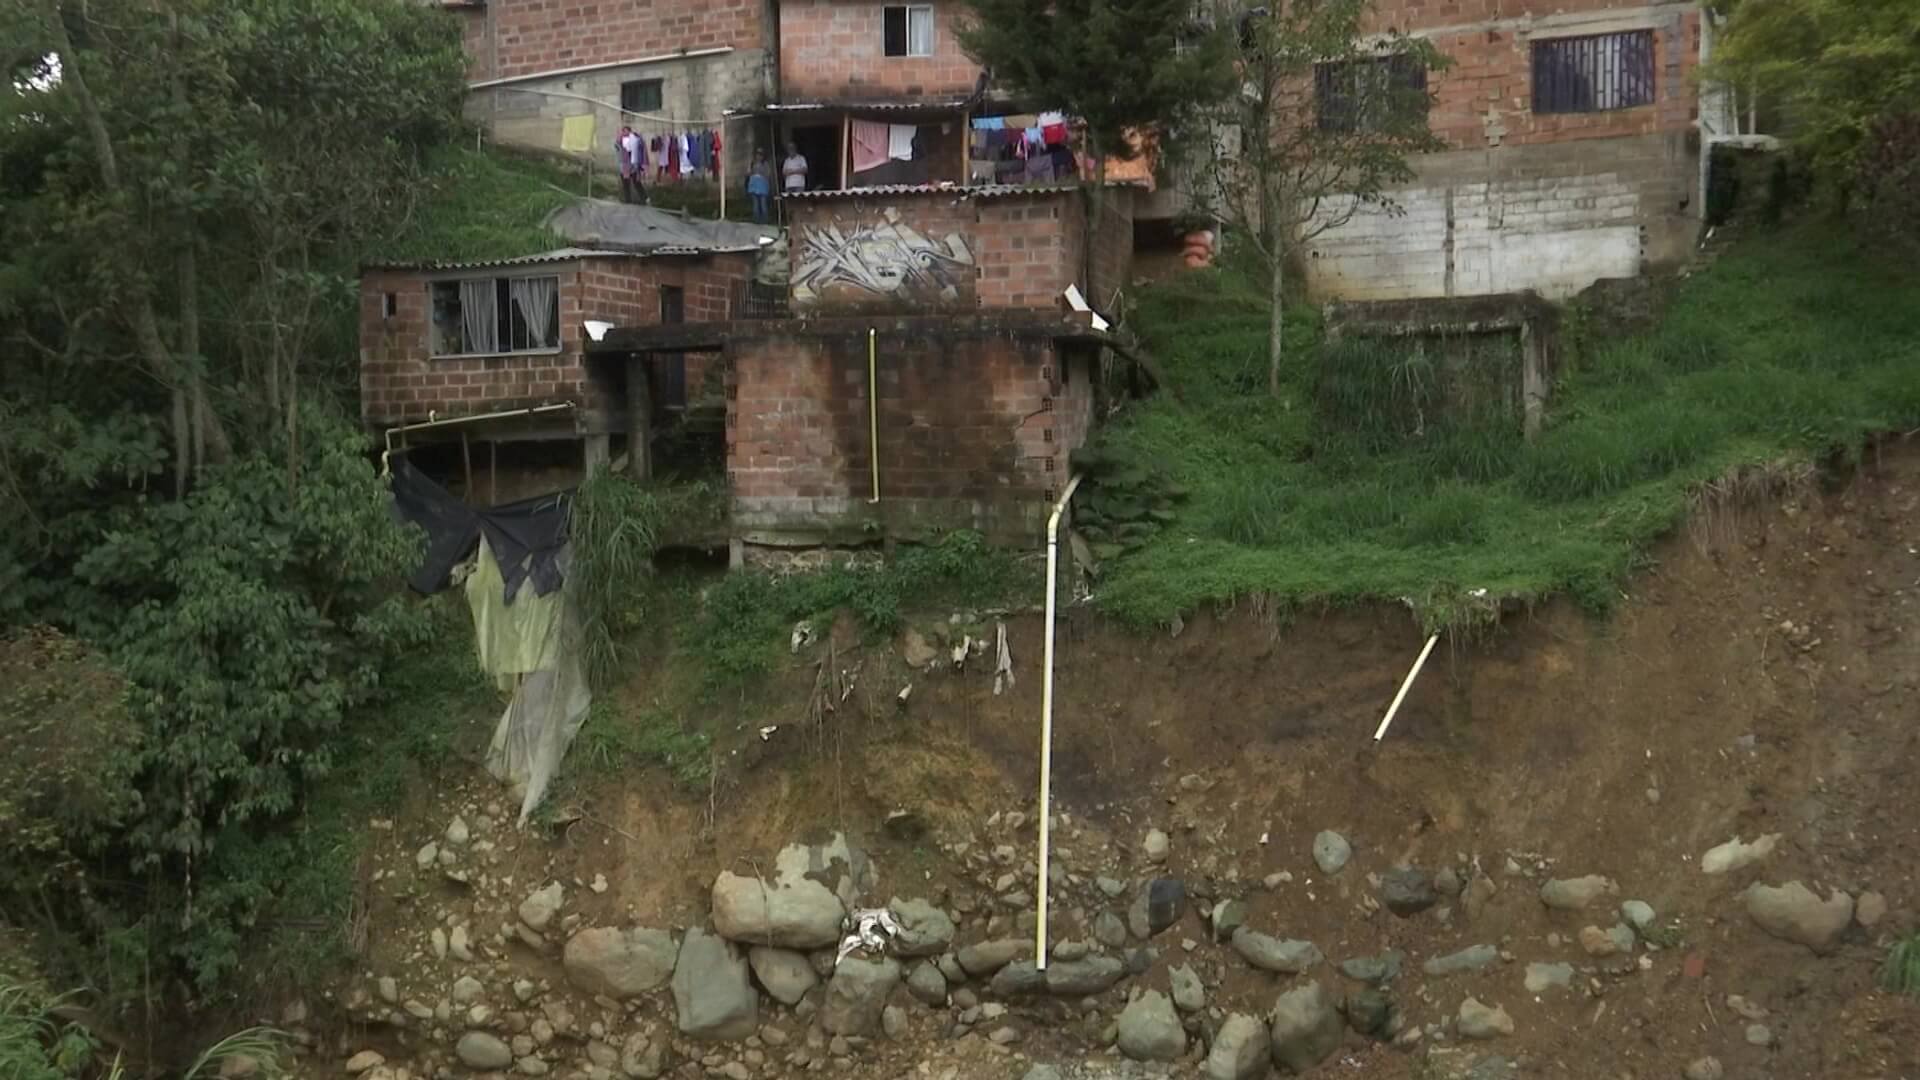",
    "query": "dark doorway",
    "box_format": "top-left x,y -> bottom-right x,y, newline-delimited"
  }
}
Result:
786,123 -> 843,191
656,286 -> 687,409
